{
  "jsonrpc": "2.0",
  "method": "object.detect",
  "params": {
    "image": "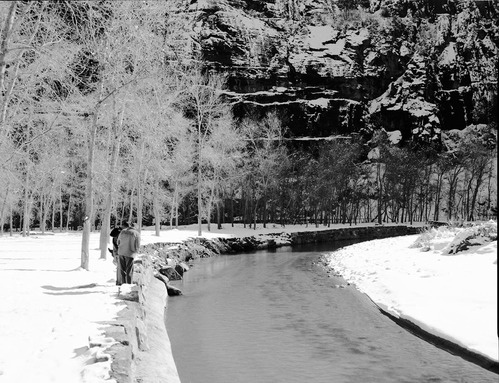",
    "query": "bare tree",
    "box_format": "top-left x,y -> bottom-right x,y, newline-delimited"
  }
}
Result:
73,1 -> 179,267
203,112 -> 242,230
98,94 -> 125,258
0,1 -> 83,237
168,131 -> 196,229
178,67 -> 233,236
240,112 -> 287,229
460,136 -> 494,221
